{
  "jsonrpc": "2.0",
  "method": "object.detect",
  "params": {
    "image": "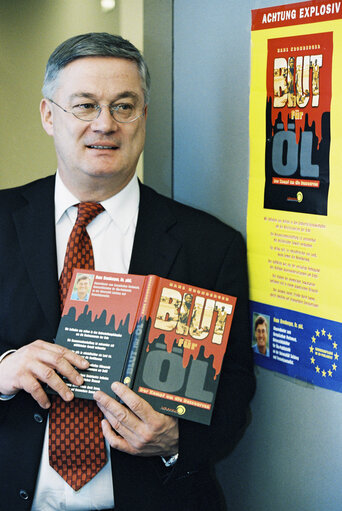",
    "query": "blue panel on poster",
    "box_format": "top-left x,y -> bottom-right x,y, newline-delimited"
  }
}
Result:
250,301 -> 342,393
